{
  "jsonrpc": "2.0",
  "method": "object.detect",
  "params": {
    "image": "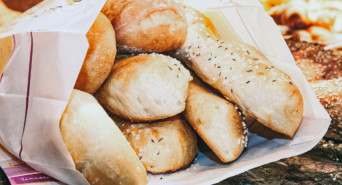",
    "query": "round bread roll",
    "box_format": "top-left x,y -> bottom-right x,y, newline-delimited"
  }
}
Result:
60,90 -> 148,185
74,13 -> 117,94
101,0 -> 187,52
95,54 -> 192,122
113,115 -> 198,174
